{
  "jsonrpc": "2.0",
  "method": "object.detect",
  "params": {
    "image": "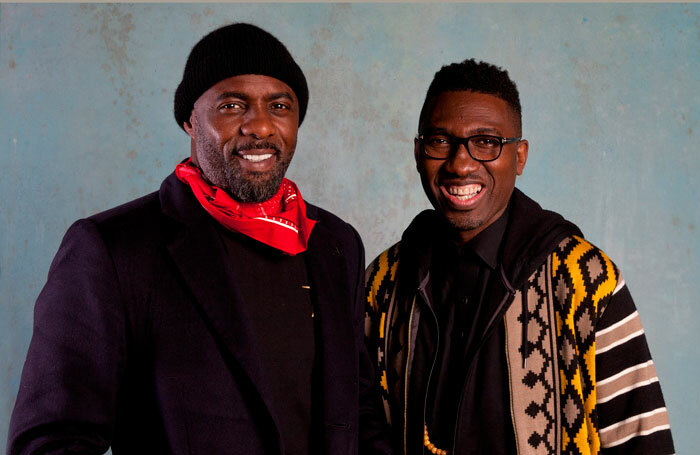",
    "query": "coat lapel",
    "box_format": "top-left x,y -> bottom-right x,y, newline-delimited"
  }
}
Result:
159,173 -> 281,439
303,206 -> 357,437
